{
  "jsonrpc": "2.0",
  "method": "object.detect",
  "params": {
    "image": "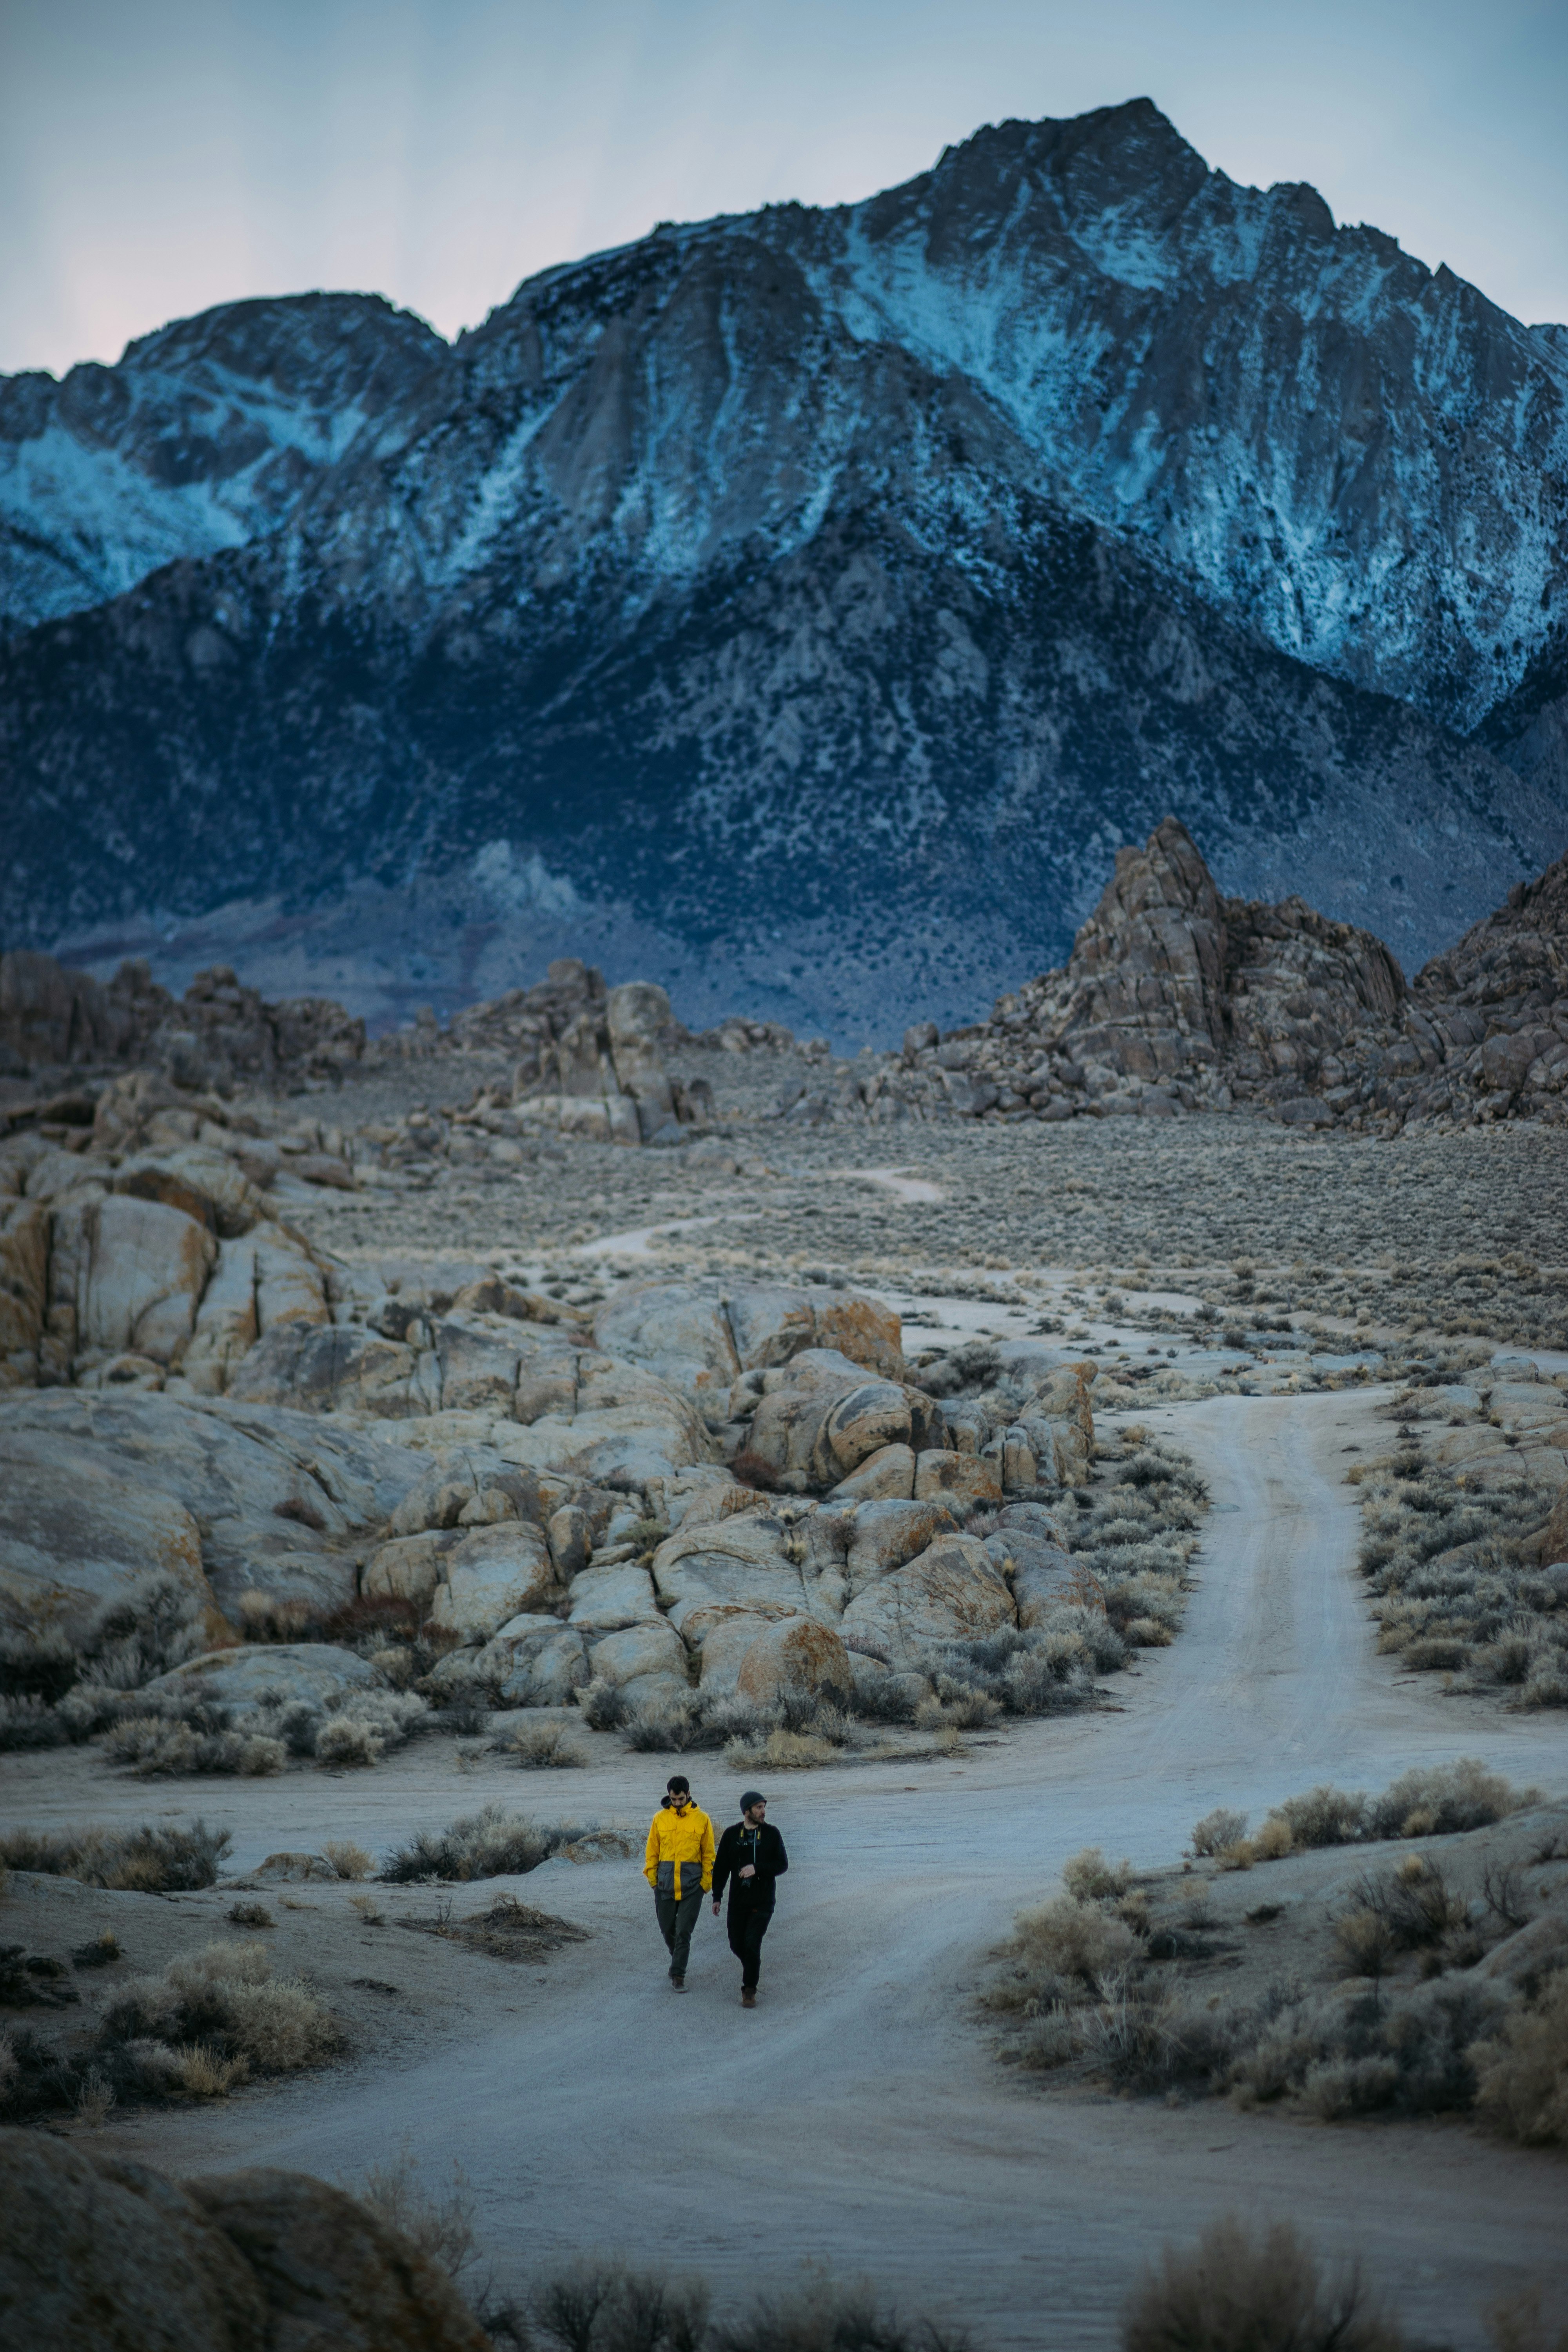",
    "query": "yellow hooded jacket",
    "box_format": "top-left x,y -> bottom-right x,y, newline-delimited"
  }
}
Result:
644,1800 -> 715,1901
